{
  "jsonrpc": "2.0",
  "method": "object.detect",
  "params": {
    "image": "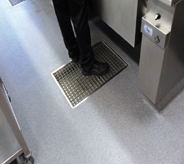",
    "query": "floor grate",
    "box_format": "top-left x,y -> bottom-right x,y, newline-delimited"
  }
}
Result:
52,41 -> 128,108
9,0 -> 25,6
